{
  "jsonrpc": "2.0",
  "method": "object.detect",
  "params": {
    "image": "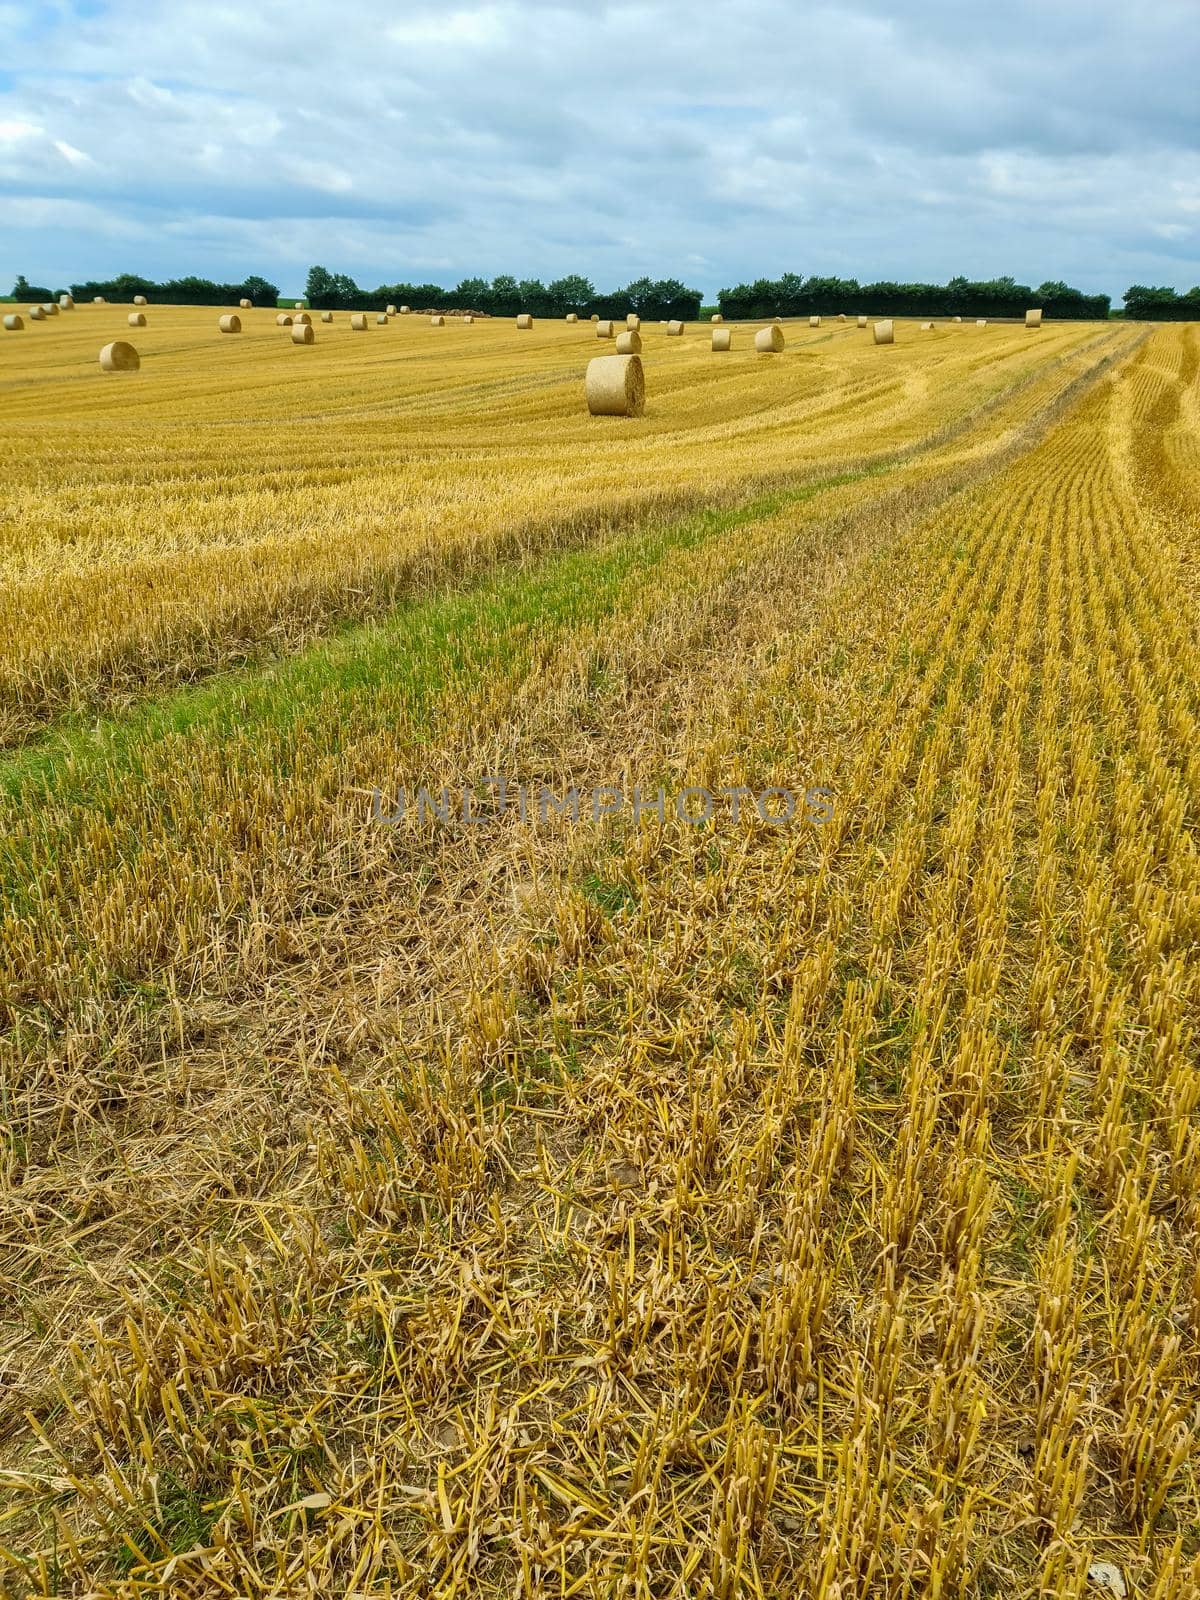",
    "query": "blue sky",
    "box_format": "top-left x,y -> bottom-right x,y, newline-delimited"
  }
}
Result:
1,0 -> 1197,301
